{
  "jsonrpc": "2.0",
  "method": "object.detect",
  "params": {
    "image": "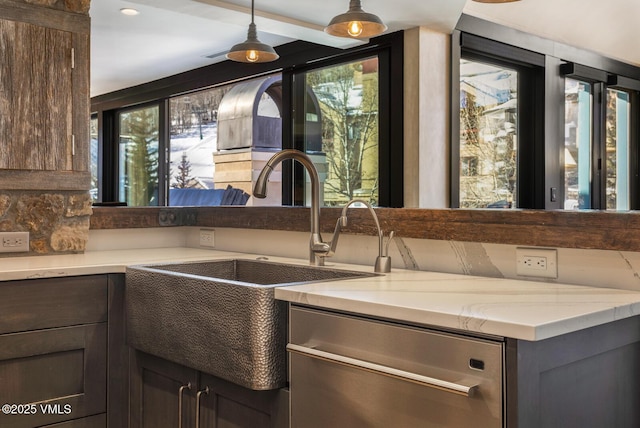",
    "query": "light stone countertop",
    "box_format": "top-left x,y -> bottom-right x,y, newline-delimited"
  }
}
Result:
2,248 -> 640,341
